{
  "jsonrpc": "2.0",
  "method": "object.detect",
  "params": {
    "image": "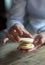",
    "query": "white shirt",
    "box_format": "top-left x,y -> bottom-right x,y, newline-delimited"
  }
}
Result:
5,0 -> 45,33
